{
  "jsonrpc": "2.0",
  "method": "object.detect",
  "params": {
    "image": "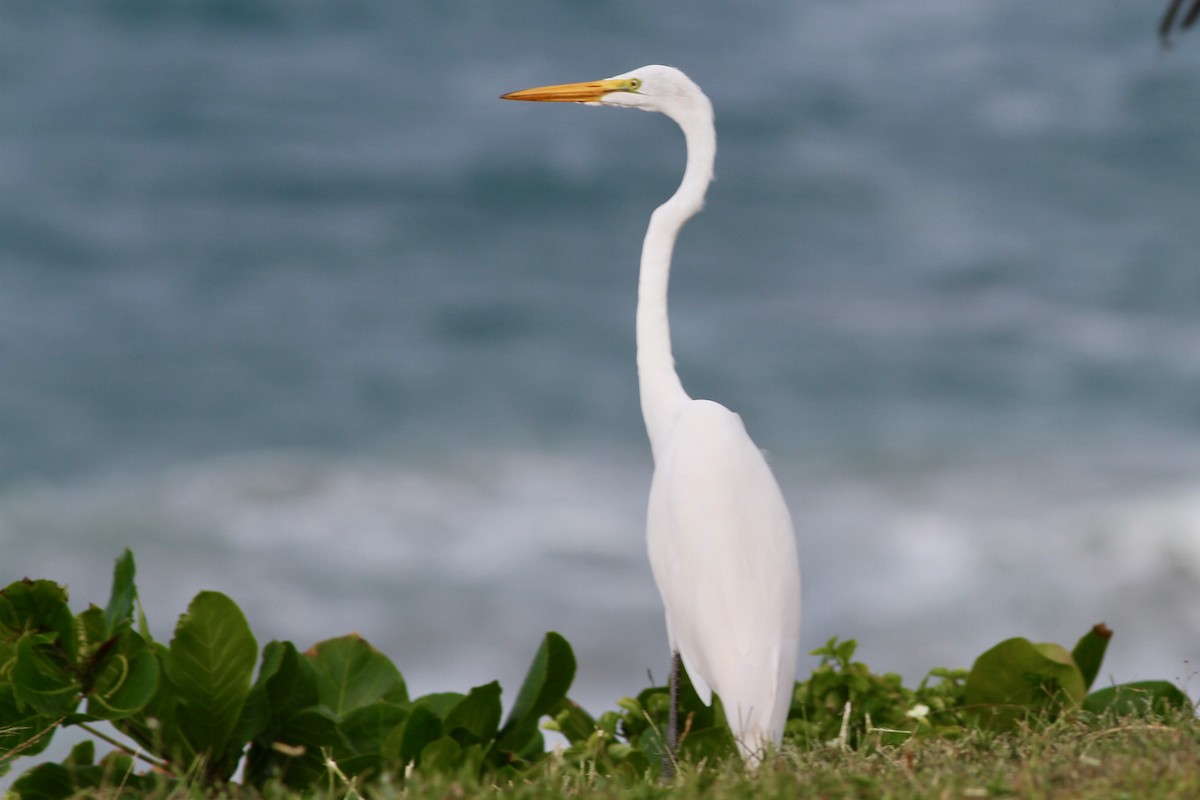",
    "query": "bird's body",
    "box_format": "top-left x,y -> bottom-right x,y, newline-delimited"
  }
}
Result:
502,66 -> 801,764
647,399 -> 800,753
